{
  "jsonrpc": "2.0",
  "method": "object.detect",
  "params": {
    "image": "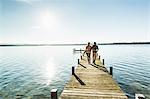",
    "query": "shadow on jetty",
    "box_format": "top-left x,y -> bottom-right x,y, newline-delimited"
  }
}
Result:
73,74 -> 86,85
